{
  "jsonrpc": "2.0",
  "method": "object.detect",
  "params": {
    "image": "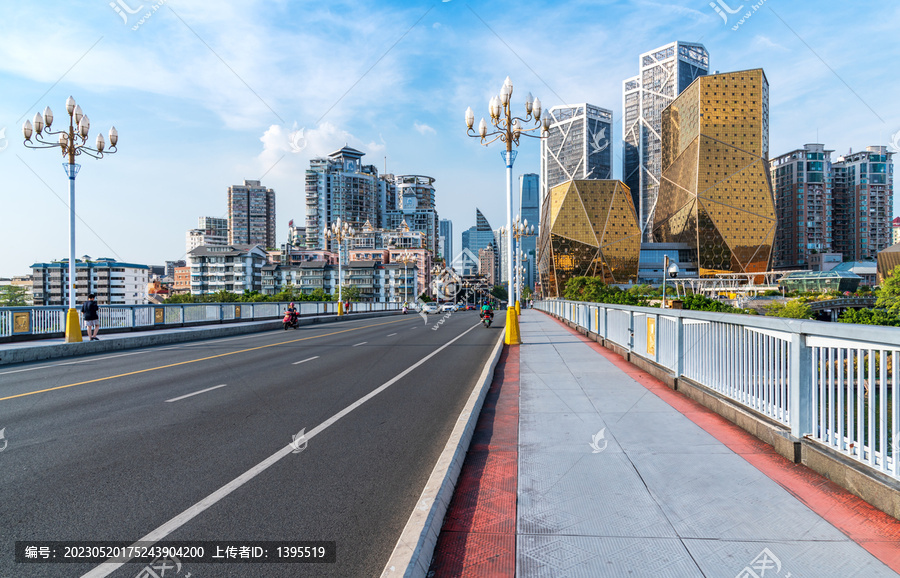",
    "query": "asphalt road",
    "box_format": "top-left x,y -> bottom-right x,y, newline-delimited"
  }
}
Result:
0,309 -> 504,577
